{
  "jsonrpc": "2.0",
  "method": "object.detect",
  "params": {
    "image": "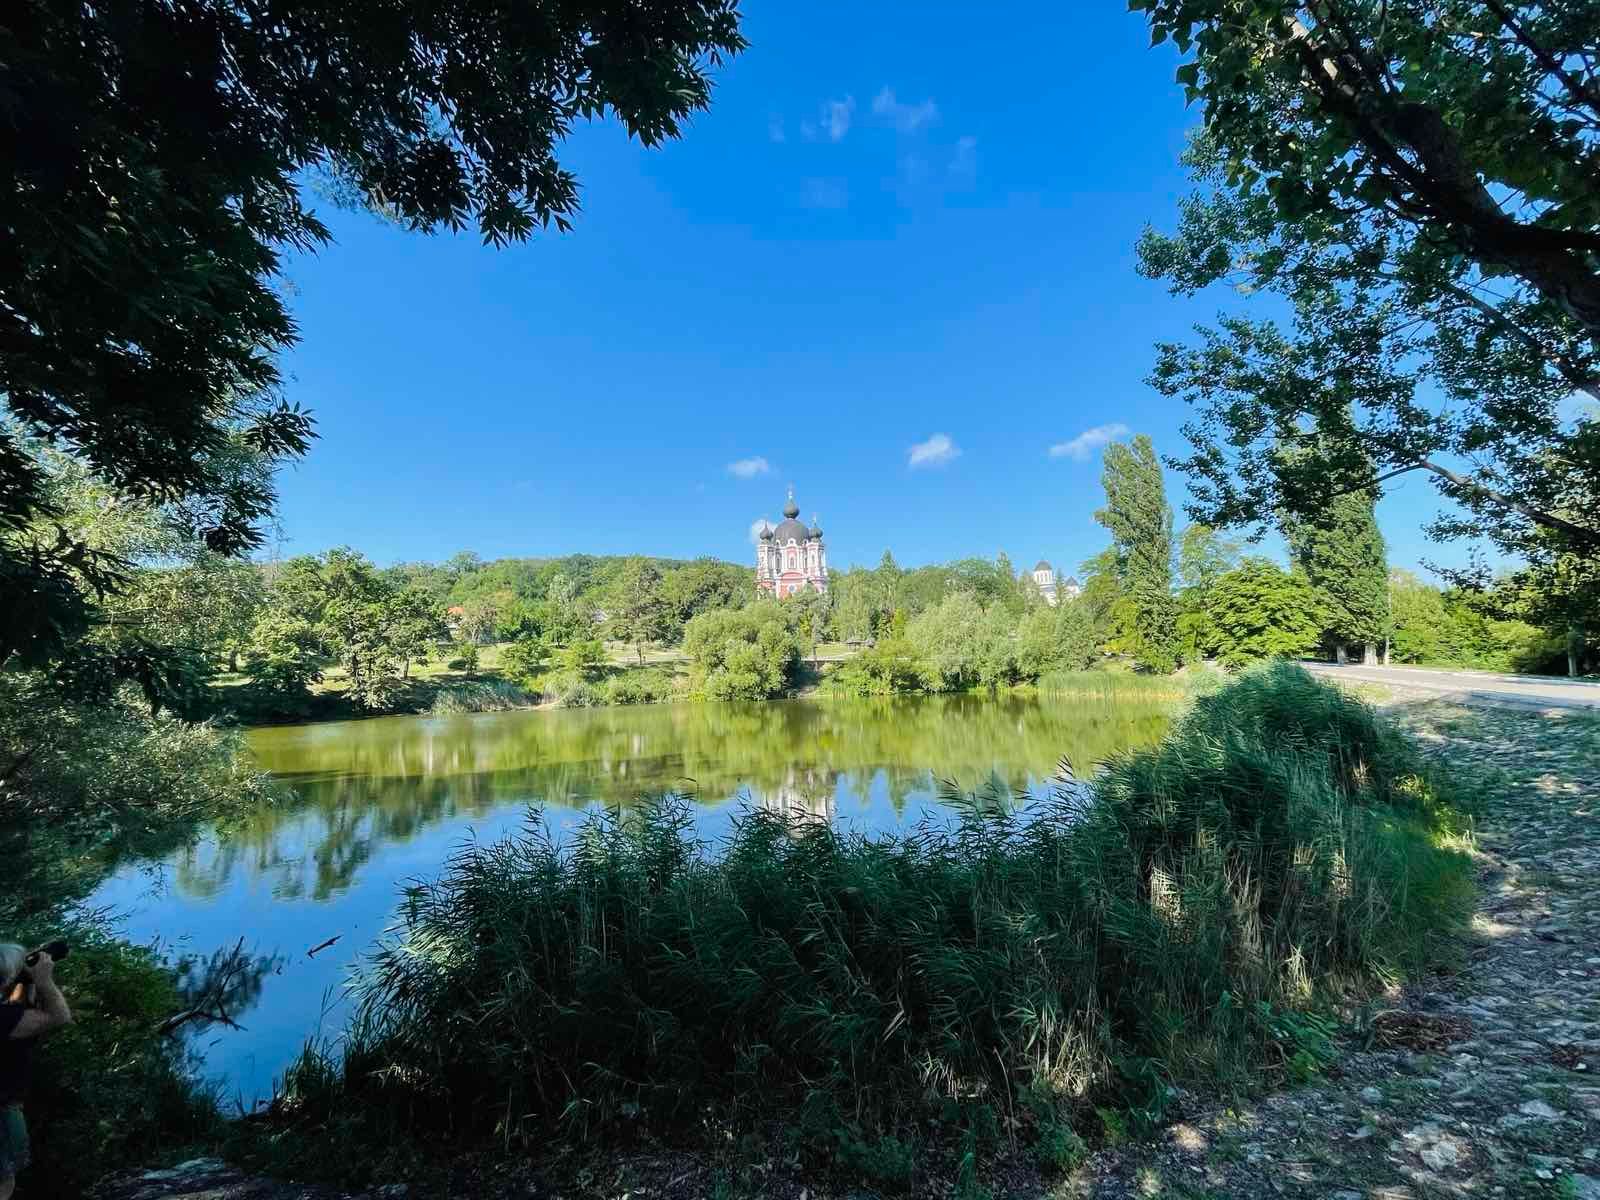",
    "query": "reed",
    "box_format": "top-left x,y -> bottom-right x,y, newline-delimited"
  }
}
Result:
272,663 -> 1473,1183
